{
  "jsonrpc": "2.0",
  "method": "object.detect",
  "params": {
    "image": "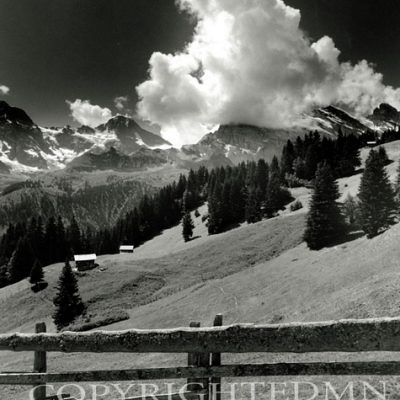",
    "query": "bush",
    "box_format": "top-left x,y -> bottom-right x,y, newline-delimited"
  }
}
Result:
194,209 -> 200,218
290,200 -> 303,212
